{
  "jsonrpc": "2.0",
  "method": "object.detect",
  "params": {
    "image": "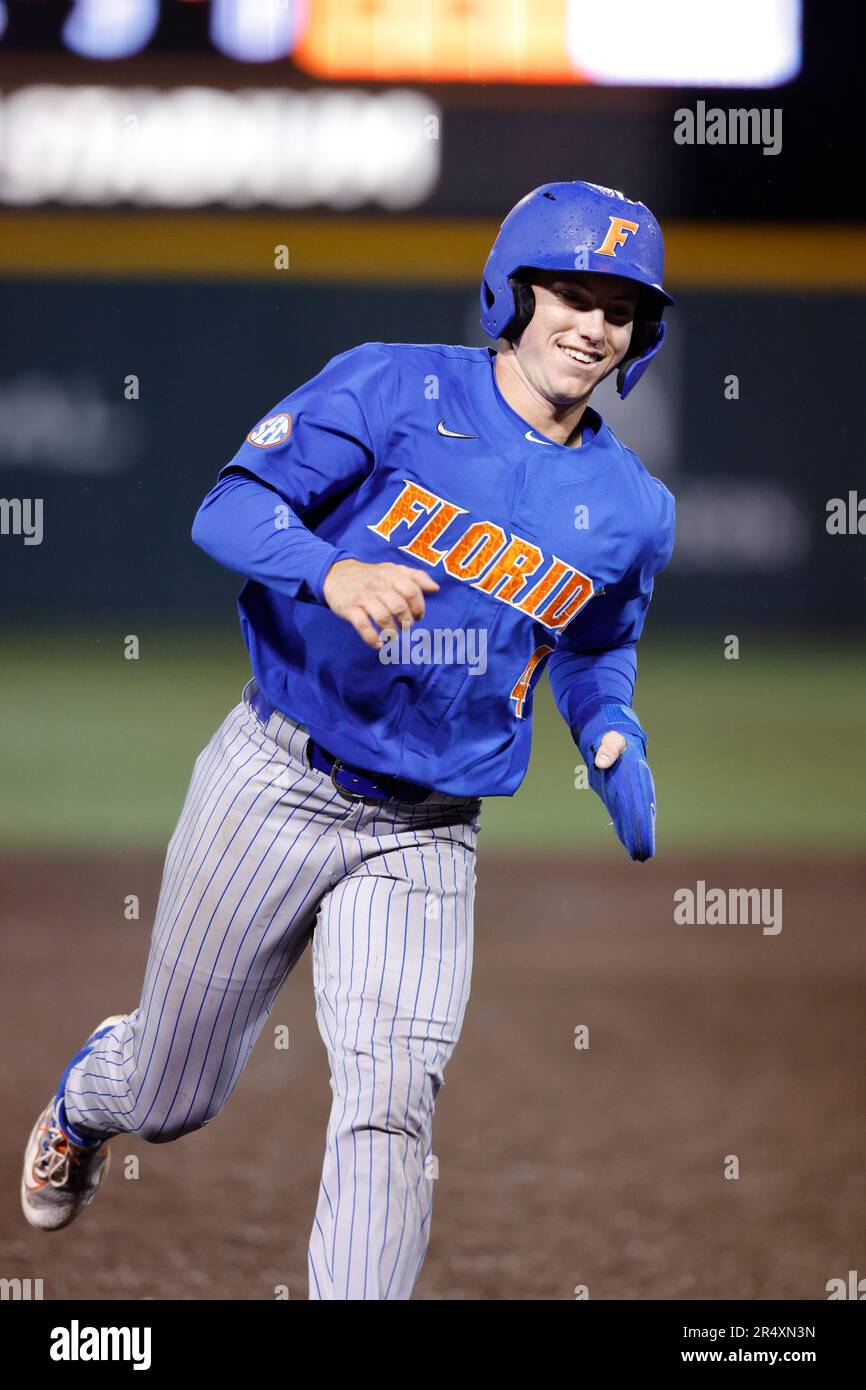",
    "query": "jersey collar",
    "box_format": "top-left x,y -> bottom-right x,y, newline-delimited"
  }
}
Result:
483,348 -> 608,464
